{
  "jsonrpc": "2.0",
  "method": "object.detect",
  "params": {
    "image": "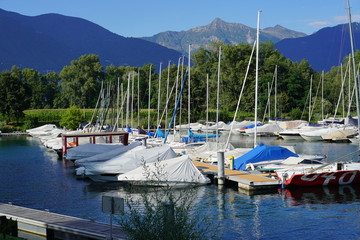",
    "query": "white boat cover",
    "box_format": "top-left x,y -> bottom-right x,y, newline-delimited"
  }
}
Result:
66,143 -> 124,160
206,121 -> 230,131
175,122 -> 205,131
117,155 -> 210,185
300,127 -> 339,138
245,123 -> 284,135
276,120 -> 308,129
74,142 -> 143,165
26,124 -> 58,136
321,129 -> 357,141
83,145 -> 178,176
